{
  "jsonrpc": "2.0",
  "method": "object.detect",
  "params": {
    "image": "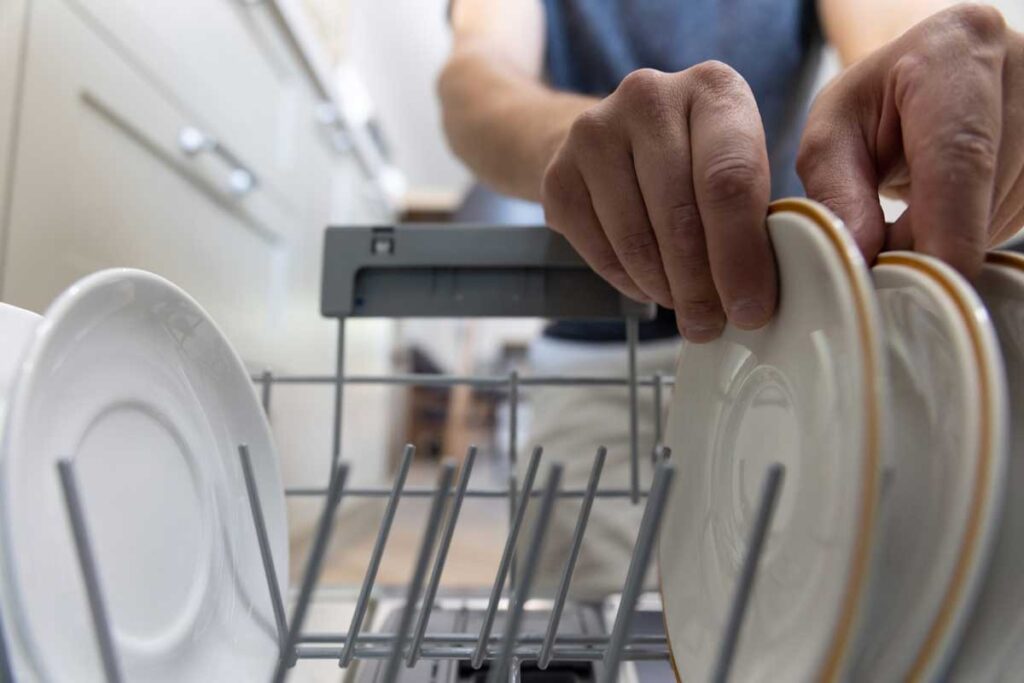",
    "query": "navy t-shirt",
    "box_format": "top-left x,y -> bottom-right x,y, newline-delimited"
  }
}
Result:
538,0 -> 823,342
